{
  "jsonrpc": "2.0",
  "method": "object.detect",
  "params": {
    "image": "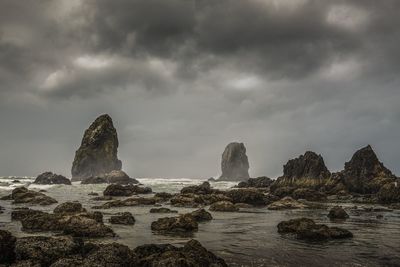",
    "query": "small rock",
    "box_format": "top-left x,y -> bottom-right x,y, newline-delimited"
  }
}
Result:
109,212 -> 135,225
327,206 -> 349,220
189,208 -> 213,222
149,207 -> 178,213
